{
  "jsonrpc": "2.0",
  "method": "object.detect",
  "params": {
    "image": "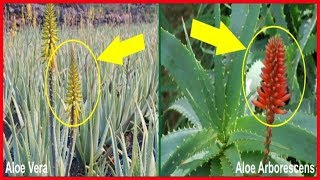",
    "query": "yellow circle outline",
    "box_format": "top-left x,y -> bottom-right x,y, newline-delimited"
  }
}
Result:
44,39 -> 101,127
241,26 -> 306,128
